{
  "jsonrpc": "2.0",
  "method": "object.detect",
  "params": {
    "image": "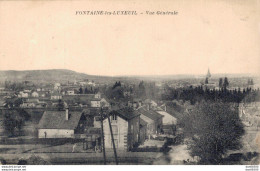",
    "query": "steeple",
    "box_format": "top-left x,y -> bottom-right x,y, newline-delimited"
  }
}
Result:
206,68 -> 211,78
